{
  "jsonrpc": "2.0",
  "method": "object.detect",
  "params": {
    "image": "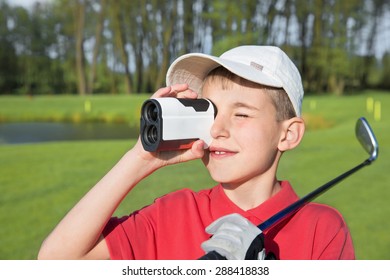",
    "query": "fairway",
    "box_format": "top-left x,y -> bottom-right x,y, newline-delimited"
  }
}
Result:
0,91 -> 389,259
